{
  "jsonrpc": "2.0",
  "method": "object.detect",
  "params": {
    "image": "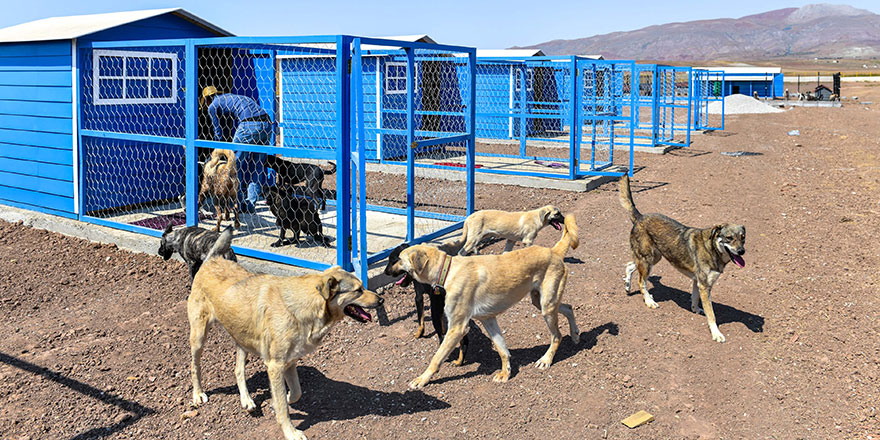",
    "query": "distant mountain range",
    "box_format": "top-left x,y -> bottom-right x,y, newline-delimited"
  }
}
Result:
513,4 -> 880,61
